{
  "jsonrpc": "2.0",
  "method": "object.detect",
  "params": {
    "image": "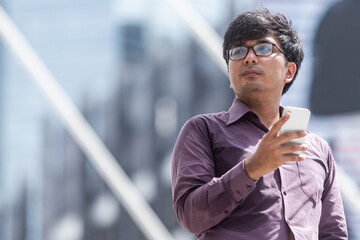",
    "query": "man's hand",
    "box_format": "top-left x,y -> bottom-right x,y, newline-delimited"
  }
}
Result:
244,112 -> 308,180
